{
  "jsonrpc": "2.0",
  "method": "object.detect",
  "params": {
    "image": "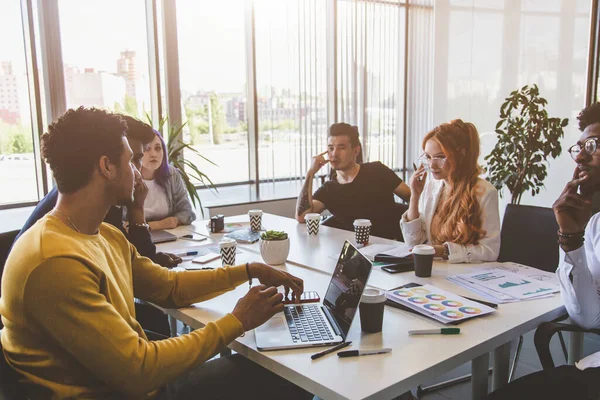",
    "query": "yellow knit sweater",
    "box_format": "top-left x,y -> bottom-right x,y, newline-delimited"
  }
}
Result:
0,215 -> 247,399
